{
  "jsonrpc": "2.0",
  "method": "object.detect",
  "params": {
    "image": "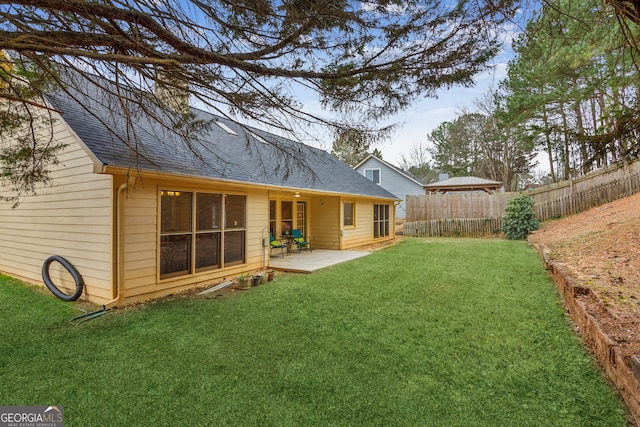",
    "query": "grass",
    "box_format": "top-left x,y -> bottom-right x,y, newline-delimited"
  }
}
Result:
0,238 -> 630,426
